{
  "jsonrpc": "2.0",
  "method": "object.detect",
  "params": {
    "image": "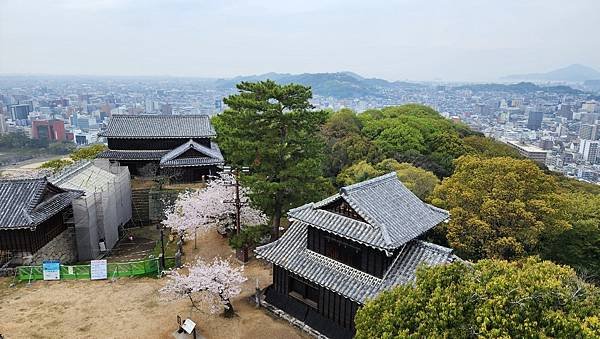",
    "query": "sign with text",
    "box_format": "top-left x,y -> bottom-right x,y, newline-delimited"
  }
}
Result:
42,260 -> 60,280
90,260 -> 108,280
